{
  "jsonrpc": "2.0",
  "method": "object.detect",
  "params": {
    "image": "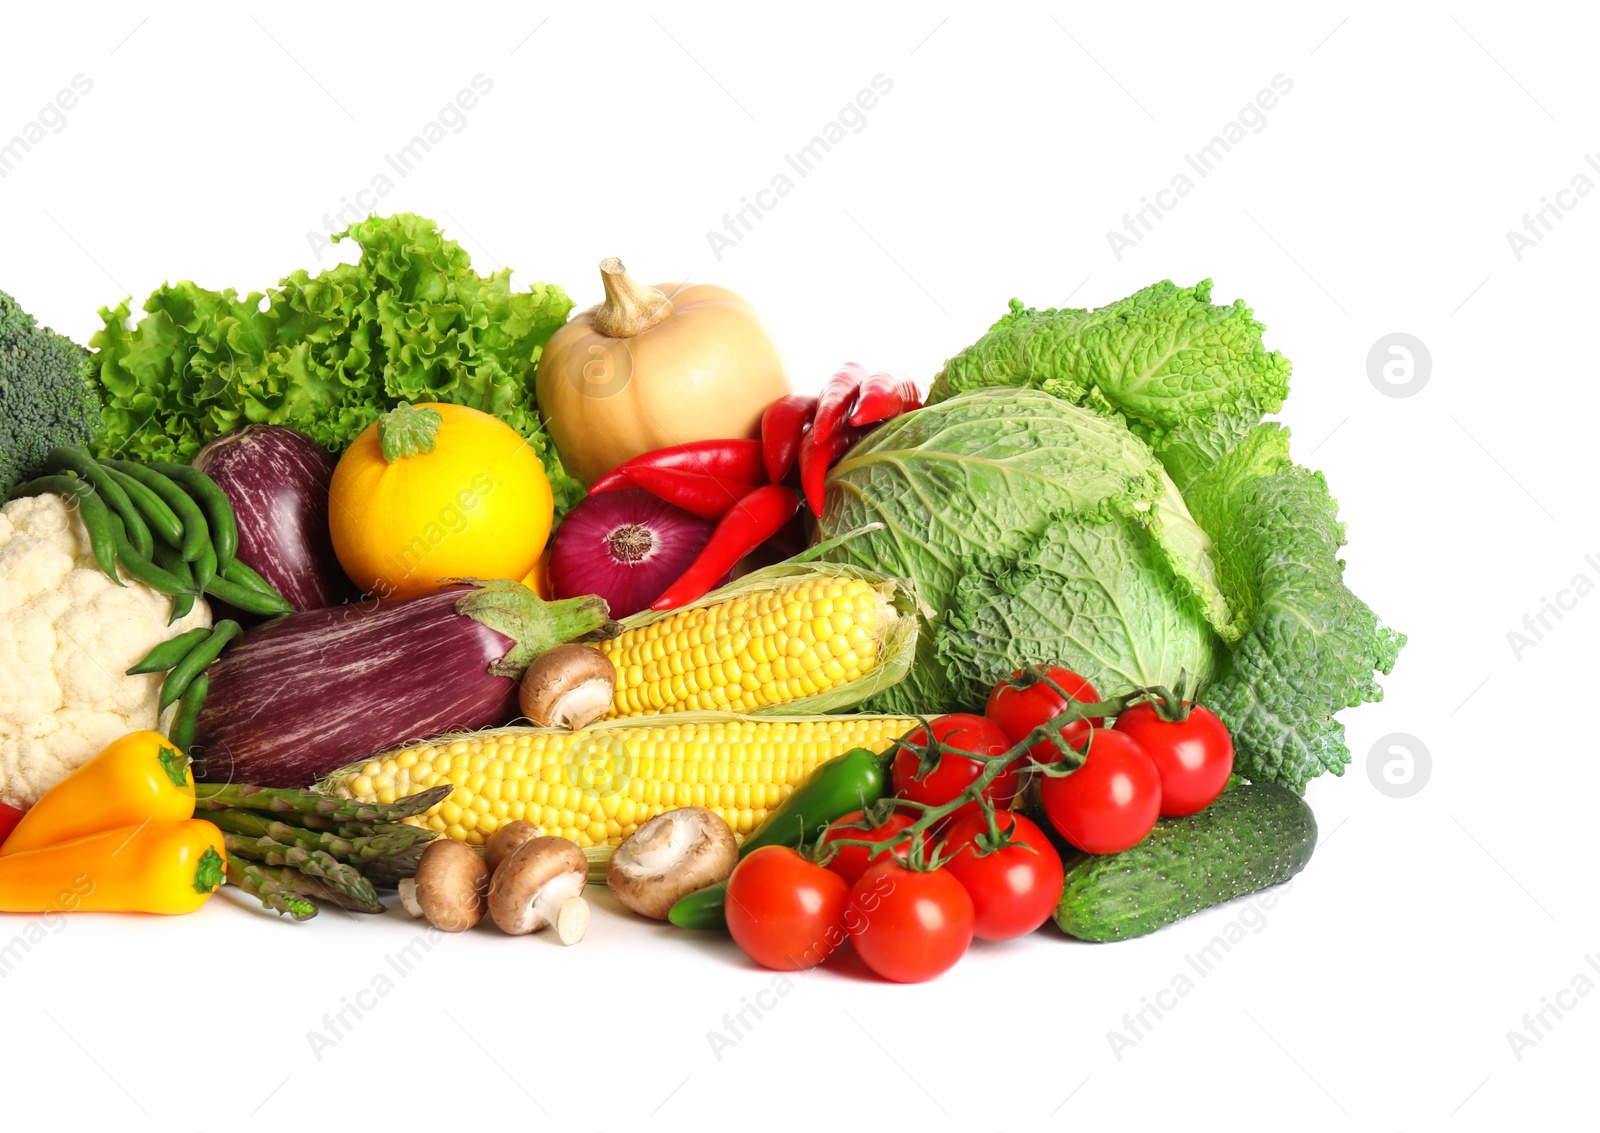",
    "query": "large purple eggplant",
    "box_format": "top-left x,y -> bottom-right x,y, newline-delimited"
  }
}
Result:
192,581 -> 612,787
194,424 -> 356,613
